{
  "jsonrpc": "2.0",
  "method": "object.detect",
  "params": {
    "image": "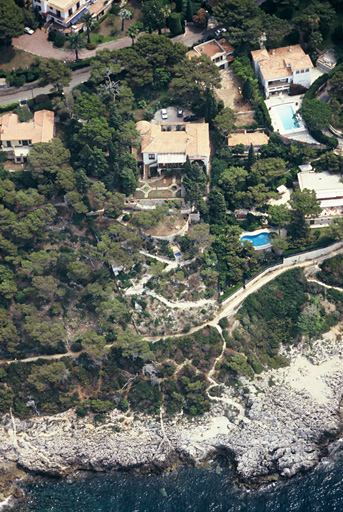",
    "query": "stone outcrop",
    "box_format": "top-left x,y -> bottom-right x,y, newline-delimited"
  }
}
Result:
0,369 -> 342,490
